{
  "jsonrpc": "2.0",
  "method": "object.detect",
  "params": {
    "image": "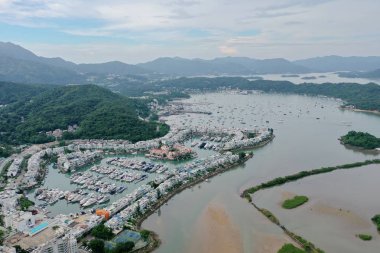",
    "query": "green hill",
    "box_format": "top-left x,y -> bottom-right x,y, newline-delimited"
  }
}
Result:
0,84 -> 168,144
0,82 -> 50,105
